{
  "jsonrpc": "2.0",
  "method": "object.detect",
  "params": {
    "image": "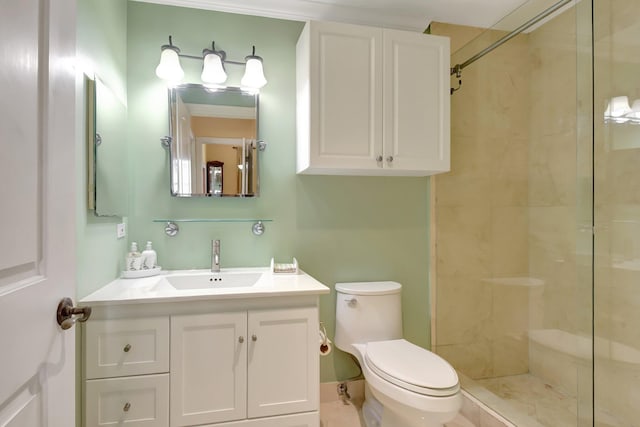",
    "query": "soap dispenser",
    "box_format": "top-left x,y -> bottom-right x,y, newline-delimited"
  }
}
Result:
141,241 -> 157,270
126,242 -> 143,271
